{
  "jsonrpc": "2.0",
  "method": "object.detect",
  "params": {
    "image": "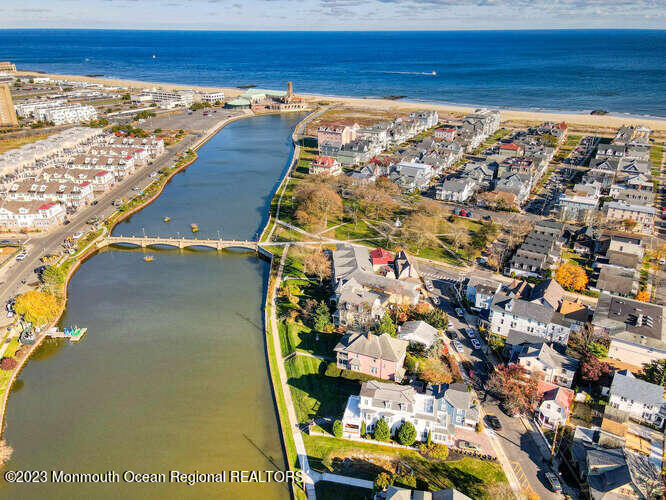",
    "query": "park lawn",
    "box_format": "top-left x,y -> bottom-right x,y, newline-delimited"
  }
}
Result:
303,434 -> 508,499
650,145 -> 663,168
333,220 -> 382,241
285,355 -> 360,424
0,133 -> 52,154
